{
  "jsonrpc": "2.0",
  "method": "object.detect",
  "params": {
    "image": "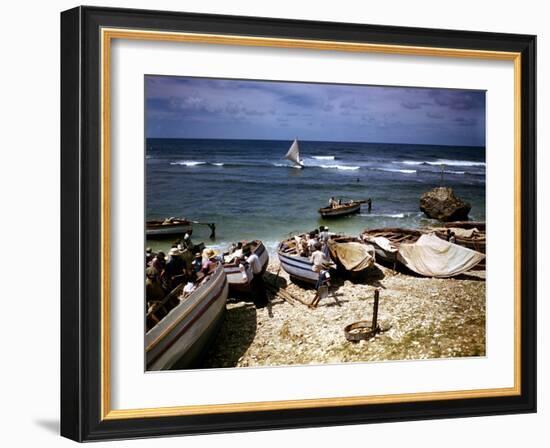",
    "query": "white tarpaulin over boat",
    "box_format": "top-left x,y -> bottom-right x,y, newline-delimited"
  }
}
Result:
328,241 -> 375,272
397,233 -> 485,278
